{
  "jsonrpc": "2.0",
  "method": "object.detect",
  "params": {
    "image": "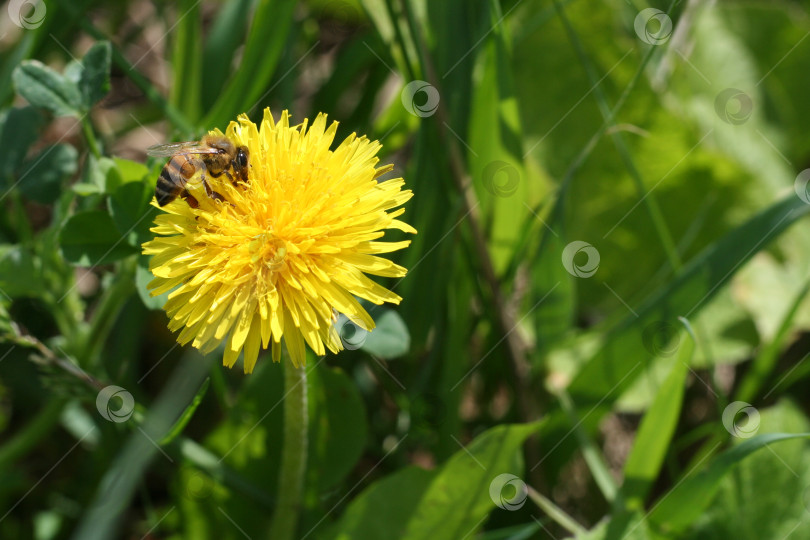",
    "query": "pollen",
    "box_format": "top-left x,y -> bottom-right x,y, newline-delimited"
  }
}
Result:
142,108 -> 415,372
